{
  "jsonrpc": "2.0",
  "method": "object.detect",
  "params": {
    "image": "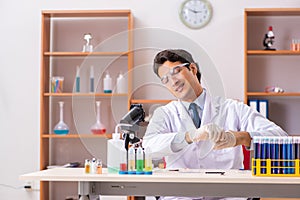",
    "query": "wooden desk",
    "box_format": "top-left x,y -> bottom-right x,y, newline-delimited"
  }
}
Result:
20,168 -> 300,198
